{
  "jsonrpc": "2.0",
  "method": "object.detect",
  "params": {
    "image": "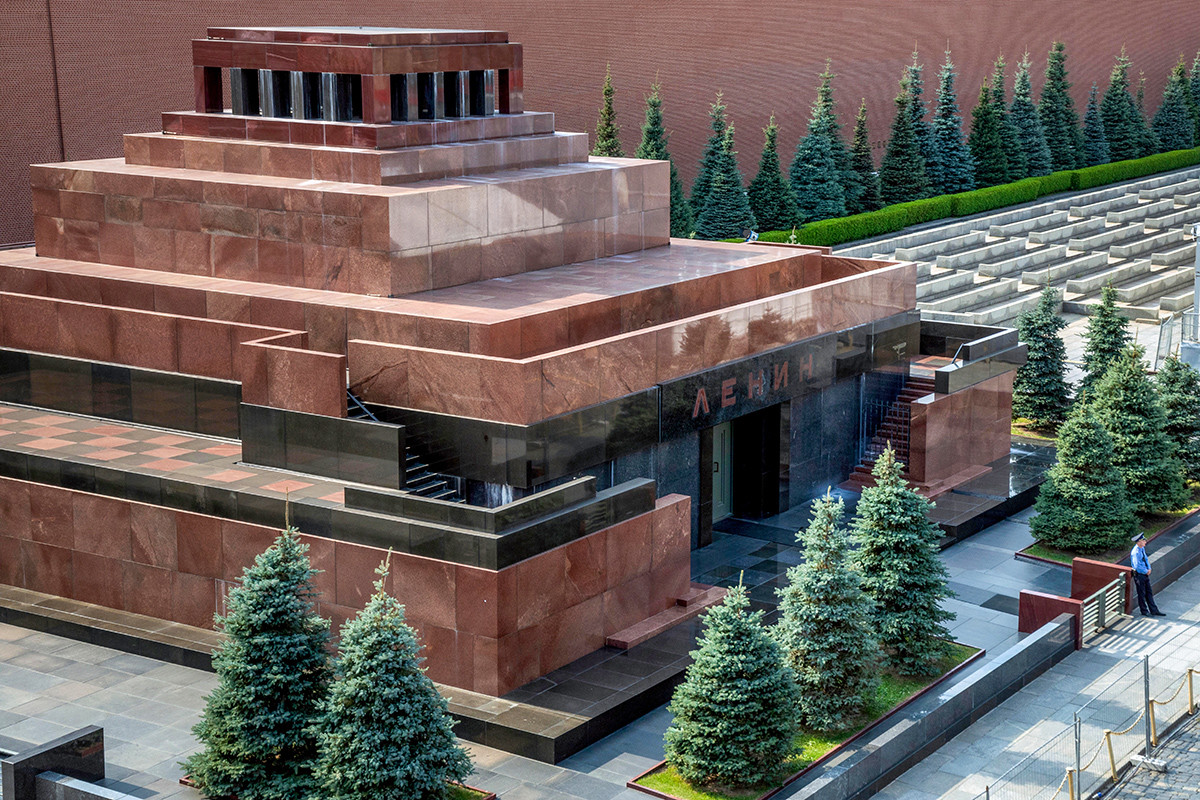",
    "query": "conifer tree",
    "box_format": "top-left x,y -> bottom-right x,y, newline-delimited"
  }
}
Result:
1030,403 -> 1139,553
691,92 -> 730,221
1083,83 -> 1112,167
1101,48 -> 1143,162
774,492 -> 877,731
991,56 -> 1027,179
1155,355 -> 1200,481
1189,52 -> 1200,141
636,83 -> 694,237
184,529 -> 331,800
851,445 -> 954,675
695,125 -> 756,239
790,63 -> 856,221
849,99 -> 883,213
1039,41 -> 1084,171
1011,54 -> 1053,177
1154,59 -> 1196,151
879,79 -> 930,205
591,64 -> 624,157
906,50 -> 936,175
748,115 -> 801,231
926,51 -> 975,195
1080,282 -> 1129,396
969,82 -> 1010,187
1135,72 -> 1162,156
314,560 -> 471,800
1091,345 -> 1189,513
1013,284 -> 1071,426
664,584 -> 800,789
